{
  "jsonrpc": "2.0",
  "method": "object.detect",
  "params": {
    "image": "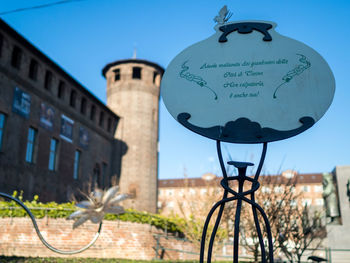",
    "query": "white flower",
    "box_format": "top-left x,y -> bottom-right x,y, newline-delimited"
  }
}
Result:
68,186 -> 129,229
